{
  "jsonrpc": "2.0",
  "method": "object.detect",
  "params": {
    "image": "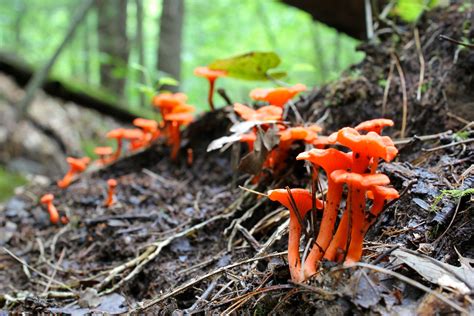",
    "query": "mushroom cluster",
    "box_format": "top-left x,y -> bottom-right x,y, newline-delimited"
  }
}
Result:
268,119 -> 399,282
